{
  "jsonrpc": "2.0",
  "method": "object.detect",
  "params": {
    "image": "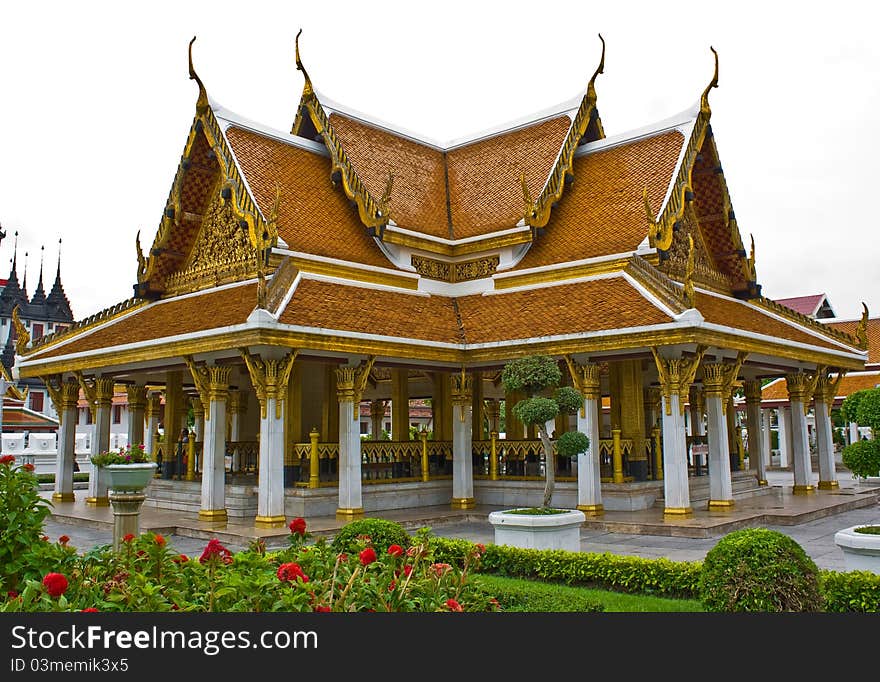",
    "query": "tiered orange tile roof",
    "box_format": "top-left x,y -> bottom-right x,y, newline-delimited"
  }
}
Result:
225,126 -> 391,268
34,283 -> 259,360
696,291 -> 848,353
328,113 -> 571,239
762,372 -> 880,404
514,130 -> 685,270
826,317 -> 880,366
